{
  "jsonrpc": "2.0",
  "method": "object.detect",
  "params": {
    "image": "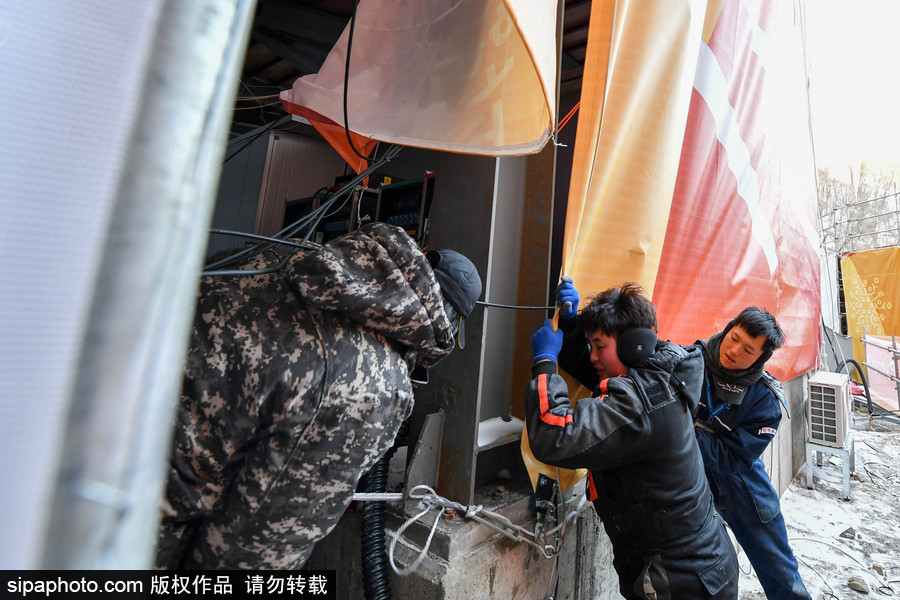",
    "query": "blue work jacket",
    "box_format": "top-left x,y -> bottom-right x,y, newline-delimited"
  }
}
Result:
692,346 -> 786,524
